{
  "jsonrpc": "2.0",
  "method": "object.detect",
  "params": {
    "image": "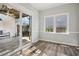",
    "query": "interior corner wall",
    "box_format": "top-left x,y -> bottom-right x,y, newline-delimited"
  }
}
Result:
39,4 -> 79,46
18,4 -> 39,43
19,4 -> 39,43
